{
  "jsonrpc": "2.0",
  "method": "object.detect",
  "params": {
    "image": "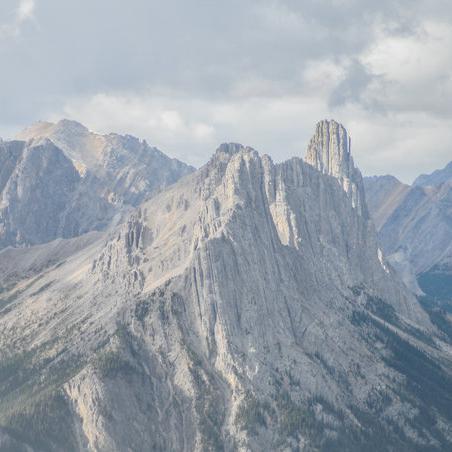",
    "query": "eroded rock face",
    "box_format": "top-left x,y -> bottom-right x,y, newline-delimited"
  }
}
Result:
16,119 -> 195,207
305,119 -> 366,215
2,126 -> 451,451
0,138 -> 113,248
0,120 -> 195,249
